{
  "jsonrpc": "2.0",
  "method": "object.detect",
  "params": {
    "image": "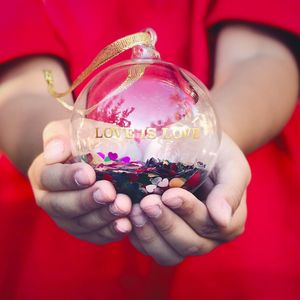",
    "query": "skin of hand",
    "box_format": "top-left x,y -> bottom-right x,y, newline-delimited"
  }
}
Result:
129,132 -> 250,265
28,120 -> 133,244
28,118 -> 249,263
